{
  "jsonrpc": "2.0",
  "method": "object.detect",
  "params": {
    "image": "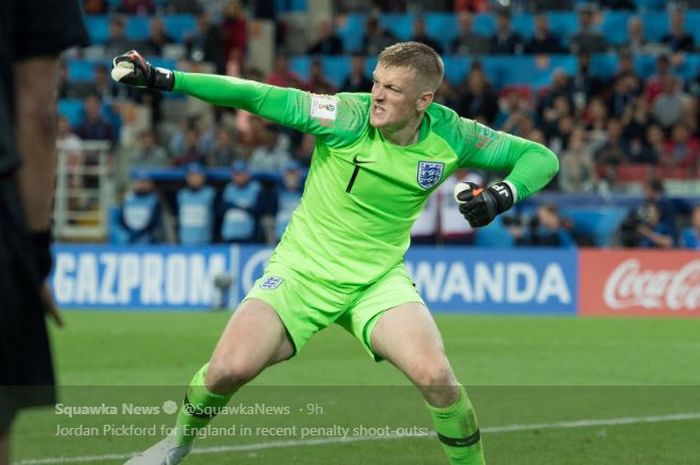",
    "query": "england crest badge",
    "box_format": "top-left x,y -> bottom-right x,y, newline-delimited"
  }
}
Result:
416,161 -> 444,190
260,276 -> 284,290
